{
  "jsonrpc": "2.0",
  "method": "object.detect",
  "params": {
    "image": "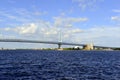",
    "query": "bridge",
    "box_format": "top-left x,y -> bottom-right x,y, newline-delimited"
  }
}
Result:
0,39 -> 118,50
